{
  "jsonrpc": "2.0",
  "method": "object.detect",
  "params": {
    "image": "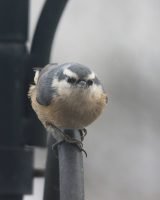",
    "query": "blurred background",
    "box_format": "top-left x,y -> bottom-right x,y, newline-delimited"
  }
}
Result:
24,0 -> 160,199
